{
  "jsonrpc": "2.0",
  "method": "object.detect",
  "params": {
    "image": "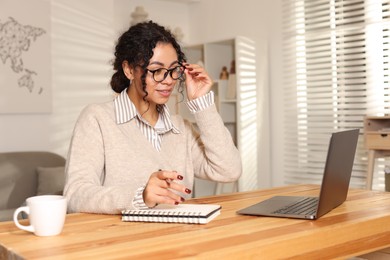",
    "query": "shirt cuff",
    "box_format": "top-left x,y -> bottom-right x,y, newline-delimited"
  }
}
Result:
186,91 -> 215,114
132,185 -> 150,210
